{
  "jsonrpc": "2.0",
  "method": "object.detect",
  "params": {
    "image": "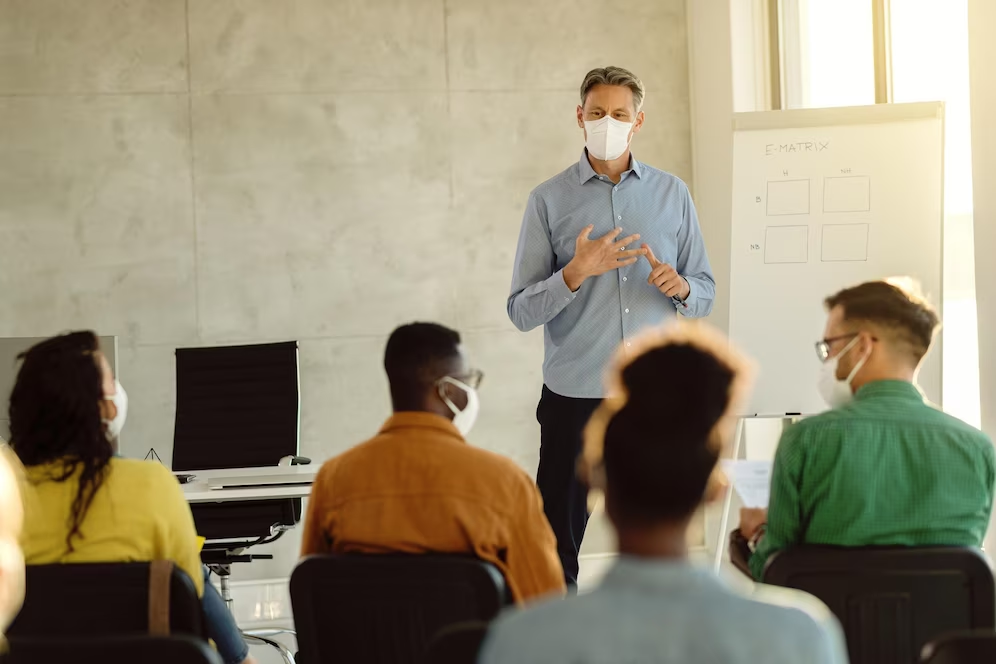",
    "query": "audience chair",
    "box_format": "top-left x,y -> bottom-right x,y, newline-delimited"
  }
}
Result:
291,555 -> 509,664
421,621 -> 491,664
920,630 -> 996,663
8,561 -> 204,639
763,546 -> 995,664
173,341 -> 306,664
2,635 -> 222,664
